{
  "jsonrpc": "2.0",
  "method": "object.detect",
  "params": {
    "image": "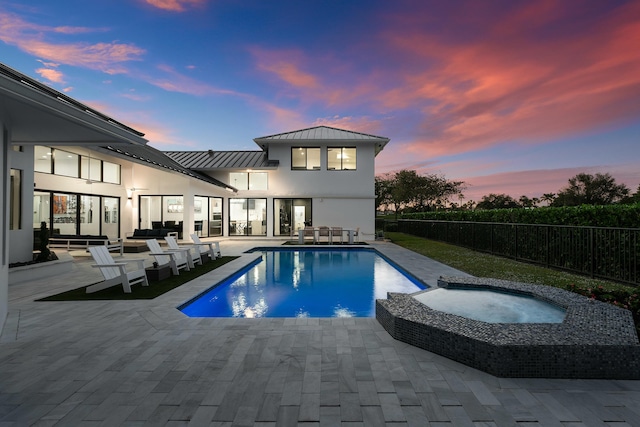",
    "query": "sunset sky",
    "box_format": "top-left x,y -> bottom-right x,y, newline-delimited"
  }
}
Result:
1,0 -> 639,201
